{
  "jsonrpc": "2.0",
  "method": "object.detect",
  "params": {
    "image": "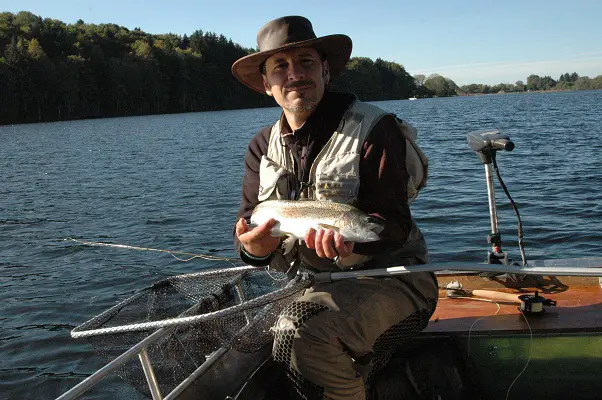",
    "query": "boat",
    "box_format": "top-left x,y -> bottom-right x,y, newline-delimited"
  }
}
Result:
55,130 -> 602,400
409,97 -> 417,100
